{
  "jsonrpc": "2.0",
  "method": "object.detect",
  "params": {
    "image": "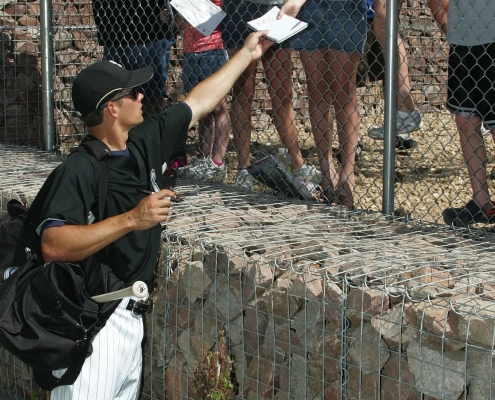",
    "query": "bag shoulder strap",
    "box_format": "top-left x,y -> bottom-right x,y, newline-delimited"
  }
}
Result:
70,135 -> 111,221
33,339 -> 91,391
